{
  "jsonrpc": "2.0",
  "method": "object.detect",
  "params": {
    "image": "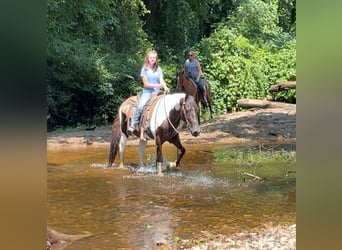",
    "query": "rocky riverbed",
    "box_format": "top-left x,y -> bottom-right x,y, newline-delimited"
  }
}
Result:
177,224 -> 296,250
